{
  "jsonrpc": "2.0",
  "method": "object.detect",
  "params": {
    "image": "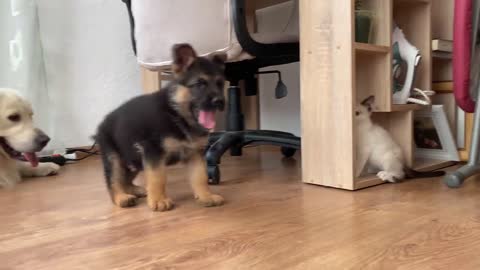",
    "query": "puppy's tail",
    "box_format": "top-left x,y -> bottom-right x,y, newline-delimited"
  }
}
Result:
405,167 -> 445,179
